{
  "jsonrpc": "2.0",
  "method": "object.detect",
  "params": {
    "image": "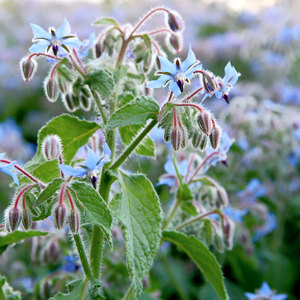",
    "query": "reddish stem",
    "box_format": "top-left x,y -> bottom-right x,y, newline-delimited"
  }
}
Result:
167,91 -> 174,102
151,39 -> 163,56
14,184 -> 35,209
182,87 -> 204,102
148,28 -> 173,36
188,151 -> 219,183
28,53 -> 62,61
174,102 -> 203,113
73,49 -> 86,73
59,183 -> 66,206
0,159 -> 45,188
173,107 -> 177,128
66,188 -> 75,210
50,61 -> 61,80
